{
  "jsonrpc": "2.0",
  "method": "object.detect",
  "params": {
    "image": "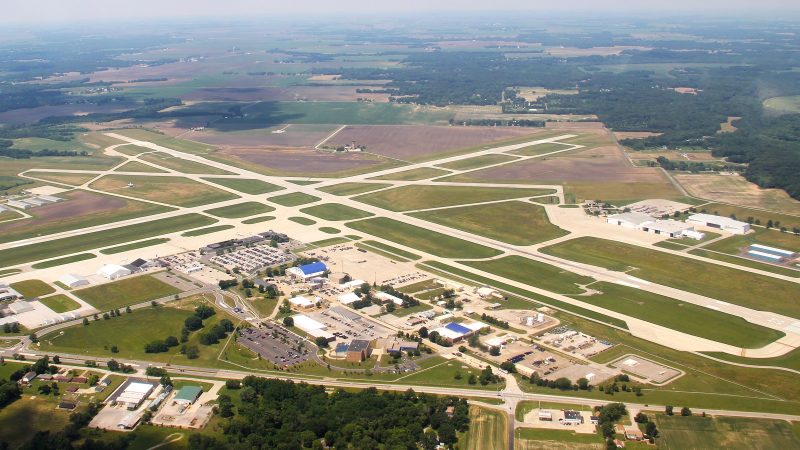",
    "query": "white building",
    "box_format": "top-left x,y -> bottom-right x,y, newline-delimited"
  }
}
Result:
608,212 -> 703,239
8,300 -> 34,314
97,264 -> 132,280
38,195 -> 63,203
289,295 -> 318,309
687,213 -> 750,234
374,291 -> 404,306
58,274 -> 89,289
606,212 -> 652,229
476,287 -> 498,298
21,197 -> 47,206
116,382 -> 155,410
640,220 -> 695,238
292,314 -> 326,334
338,292 -> 360,305
6,200 -> 31,210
